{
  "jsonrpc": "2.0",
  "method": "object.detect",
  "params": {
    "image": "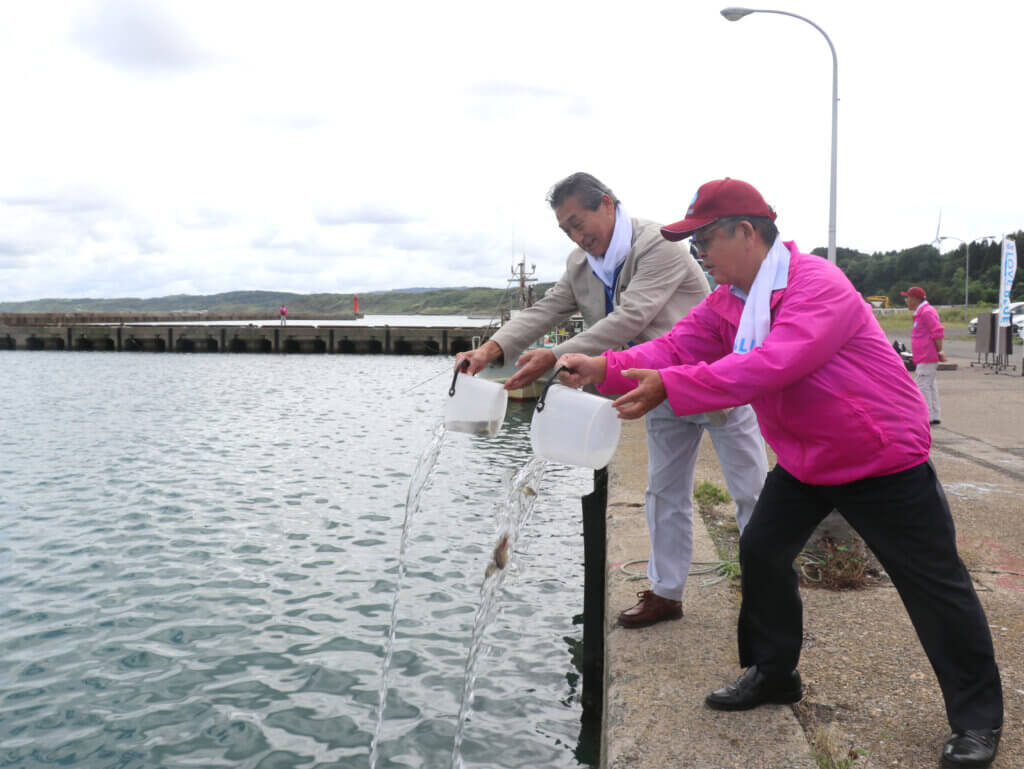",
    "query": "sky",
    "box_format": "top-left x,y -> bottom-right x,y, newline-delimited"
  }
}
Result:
0,0 -> 1021,302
